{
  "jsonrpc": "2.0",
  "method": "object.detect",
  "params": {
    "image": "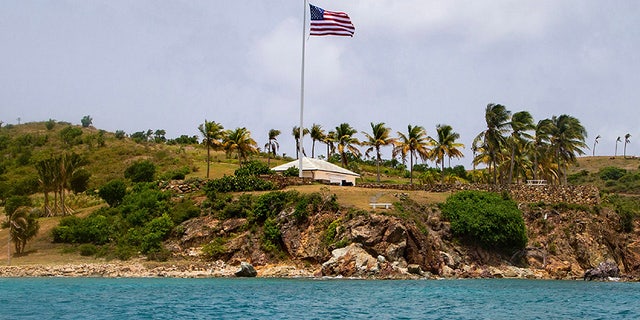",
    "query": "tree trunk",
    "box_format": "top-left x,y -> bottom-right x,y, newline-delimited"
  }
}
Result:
409,151 -> 414,185
206,144 -> 211,178
376,147 -> 381,183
